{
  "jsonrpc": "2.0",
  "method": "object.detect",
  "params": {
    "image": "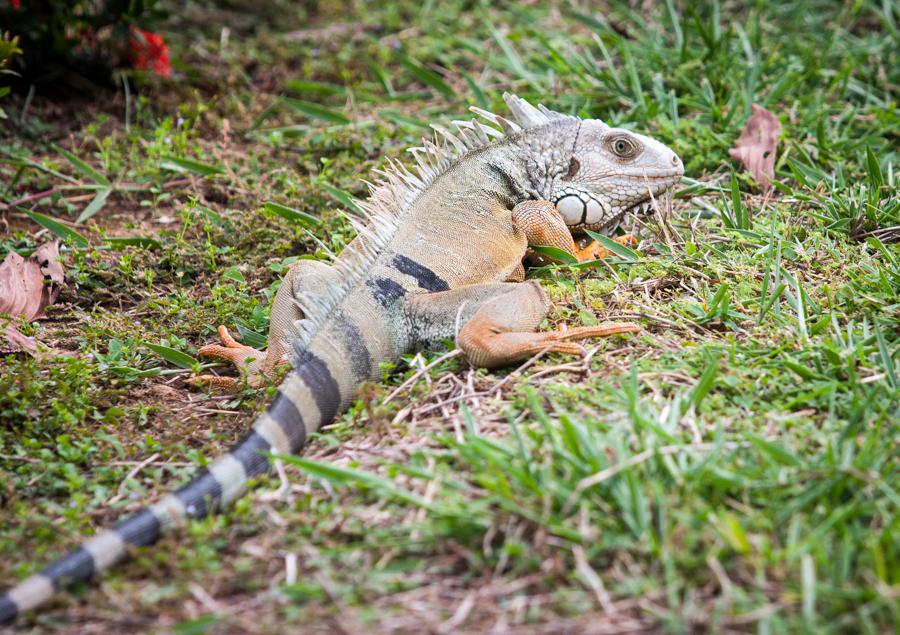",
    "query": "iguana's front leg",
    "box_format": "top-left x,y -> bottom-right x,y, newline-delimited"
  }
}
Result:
189,259 -> 338,388
406,281 -> 639,369
513,200 -> 636,262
